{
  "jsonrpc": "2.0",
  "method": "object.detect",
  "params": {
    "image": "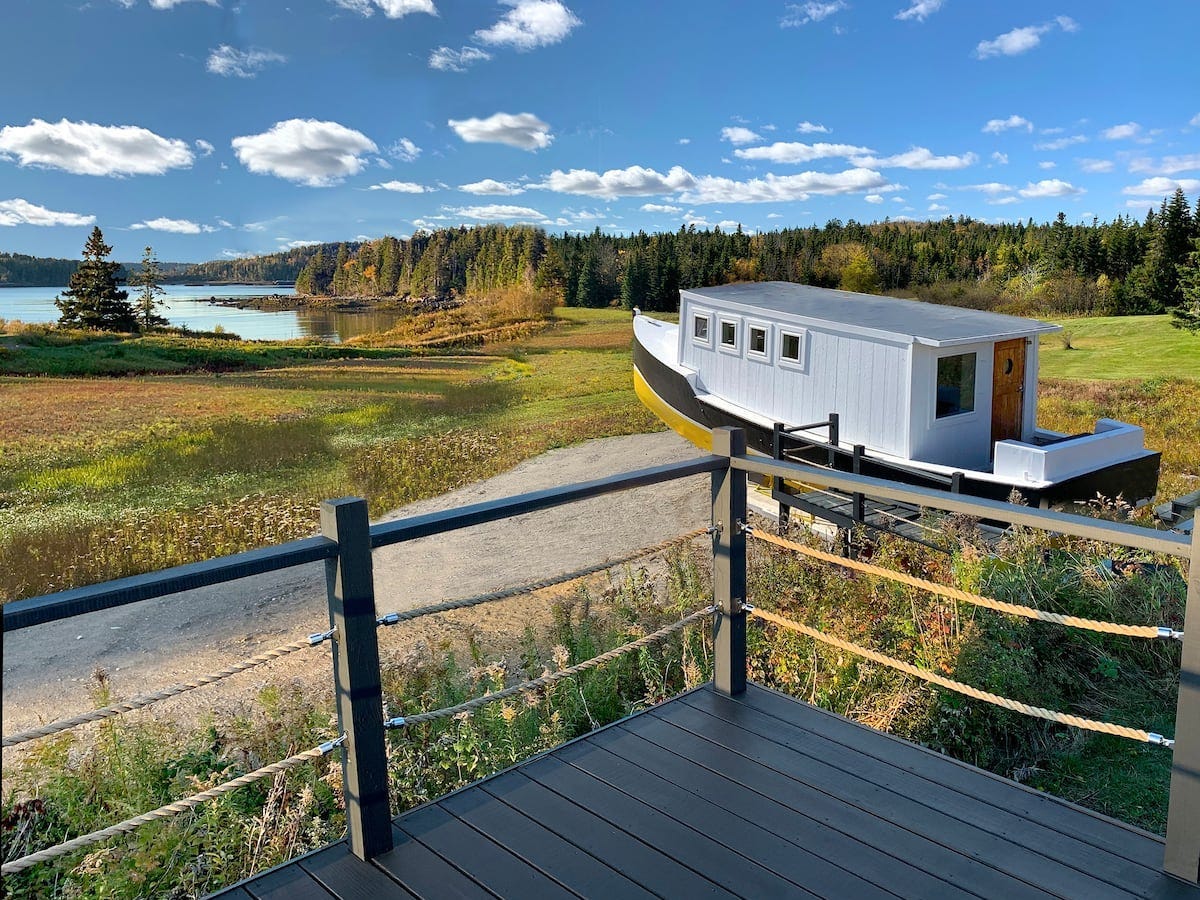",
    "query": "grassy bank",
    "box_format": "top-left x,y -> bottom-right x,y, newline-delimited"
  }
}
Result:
1039,314 -> 1199,380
